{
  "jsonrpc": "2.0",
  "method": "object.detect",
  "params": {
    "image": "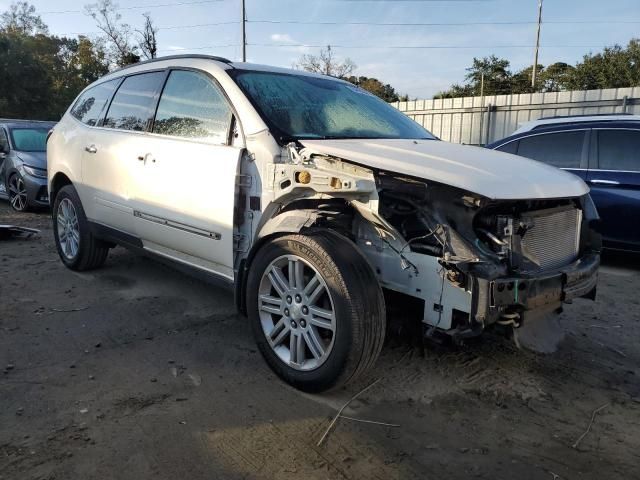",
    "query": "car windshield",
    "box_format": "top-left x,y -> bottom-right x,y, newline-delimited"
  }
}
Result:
10,128 -> 49,152
230,70 -> 435,142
